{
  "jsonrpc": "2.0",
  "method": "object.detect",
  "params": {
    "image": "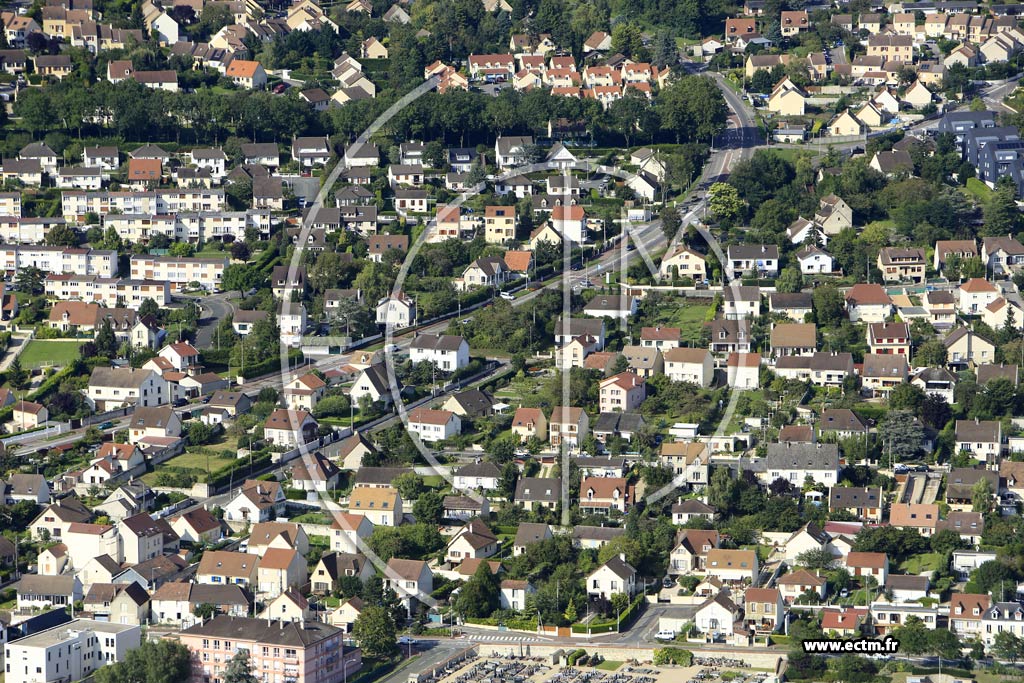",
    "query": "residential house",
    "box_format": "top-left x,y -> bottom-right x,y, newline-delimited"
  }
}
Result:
956,419 -> 1003,464
705,549 -> 759,584
845,551 -> 889,584
579,477 -> 634,514
845,284 -> 893,323
586,555 -> 637,599
945,328 -> 996,369
829,487 -> 883,523
514,477 -> 561,510
877,247 -> 926,283
407,408 -> 461,442
776,570 -> 827,603
348,487 -> 402,526
223,480 -> 285,523
598,372 -> 646,413
549,406 -> 589,449
890,503 -> 940,537
410,334 -> 469,371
